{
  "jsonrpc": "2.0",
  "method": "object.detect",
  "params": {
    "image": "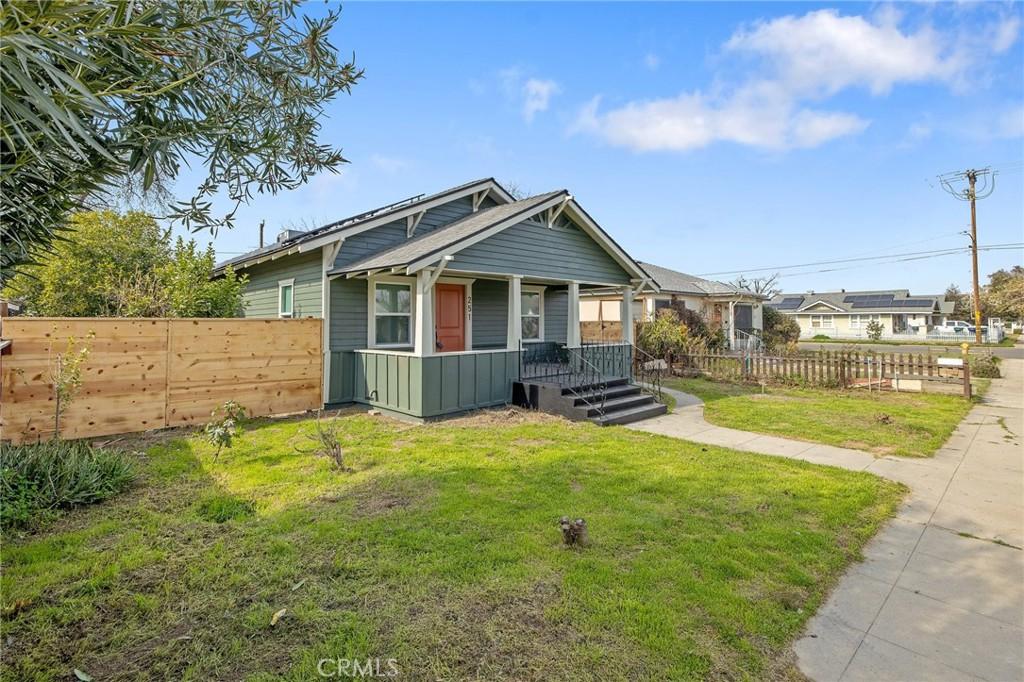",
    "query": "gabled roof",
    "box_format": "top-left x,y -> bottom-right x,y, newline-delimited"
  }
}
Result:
638,262 -> 764,298
330,192 -> 566,276
766,289 -> 947,314
214,178 -> 514,273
